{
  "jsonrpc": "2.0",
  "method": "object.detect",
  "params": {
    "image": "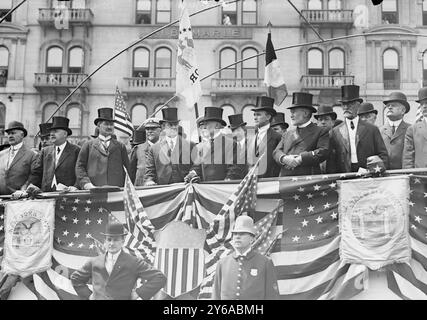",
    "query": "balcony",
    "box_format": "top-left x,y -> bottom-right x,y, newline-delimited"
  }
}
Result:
38,8 -> 93,26
301,75 -> 354,90
123,77 -> 176,94
211,78 -> 265,94
301,10 -> 353,27
34,73 -> 89,91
